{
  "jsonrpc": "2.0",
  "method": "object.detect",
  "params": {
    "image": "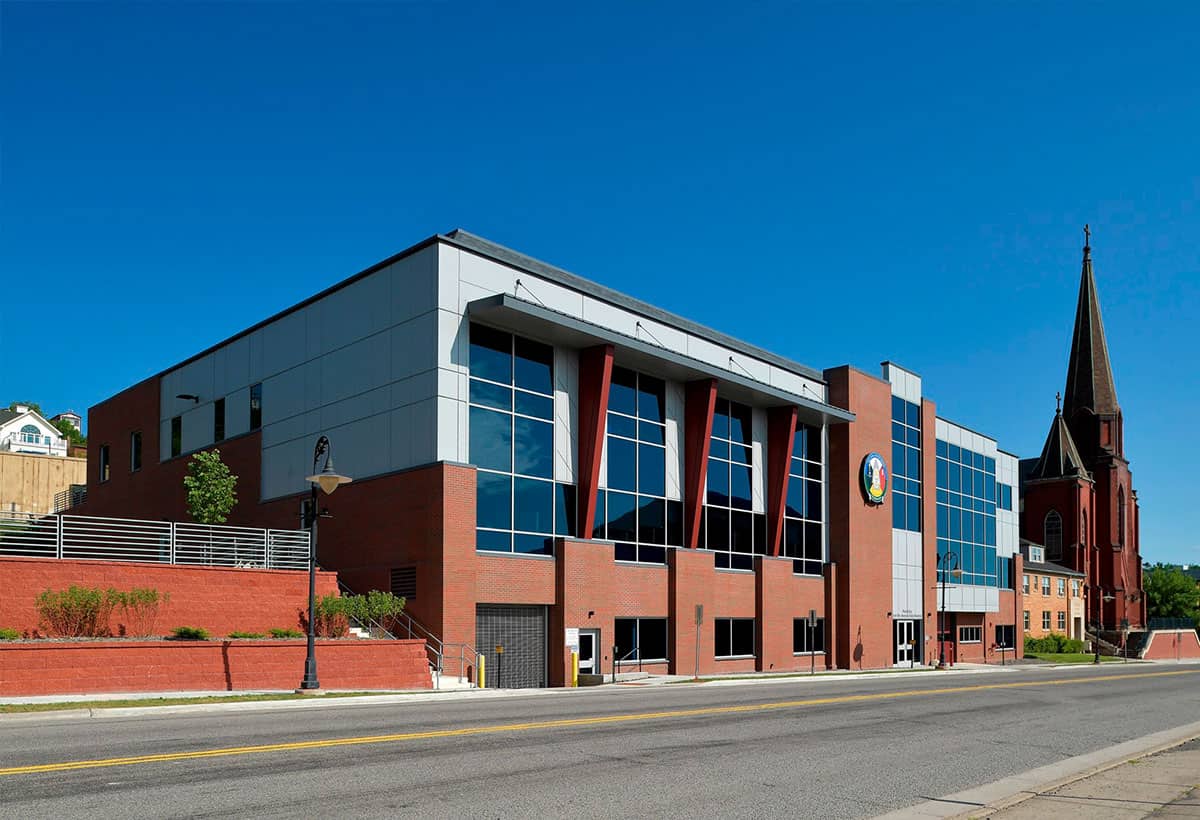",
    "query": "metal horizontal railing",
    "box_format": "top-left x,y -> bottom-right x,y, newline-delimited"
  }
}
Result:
0,511 -> 309,570
1148,617 -> 1198,630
